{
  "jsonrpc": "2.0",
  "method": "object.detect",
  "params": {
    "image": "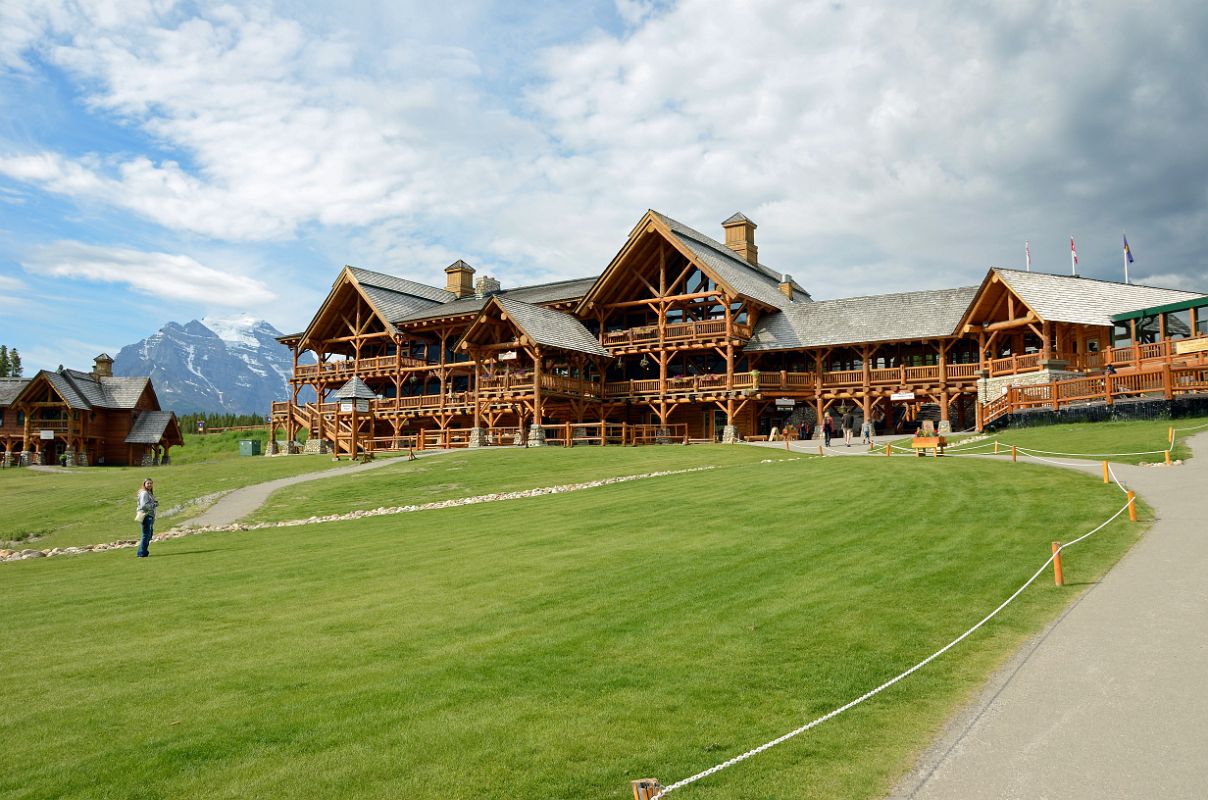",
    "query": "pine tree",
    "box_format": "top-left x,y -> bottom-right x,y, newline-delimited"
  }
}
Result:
0,345 -> 9,378
9,348 -> 21,378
